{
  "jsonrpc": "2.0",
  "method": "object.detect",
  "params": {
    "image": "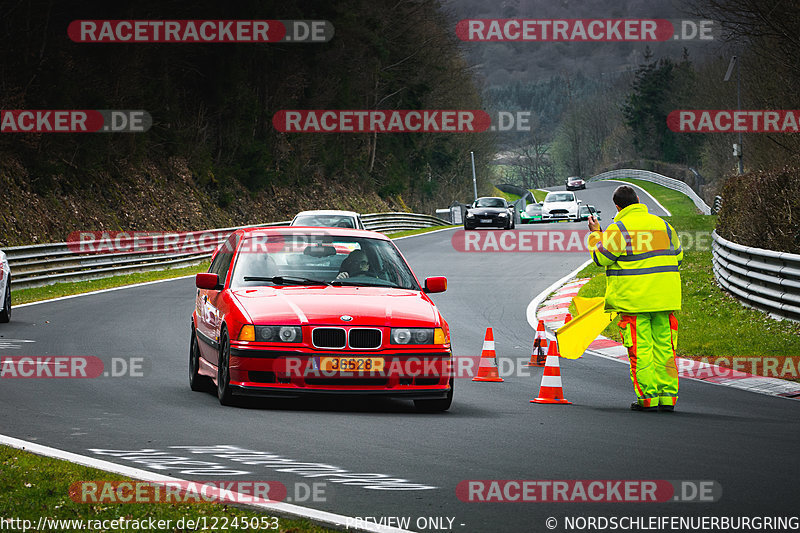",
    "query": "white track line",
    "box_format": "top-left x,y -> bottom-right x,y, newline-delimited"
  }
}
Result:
0,434 -> 414,533
602,179 -> 671,217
